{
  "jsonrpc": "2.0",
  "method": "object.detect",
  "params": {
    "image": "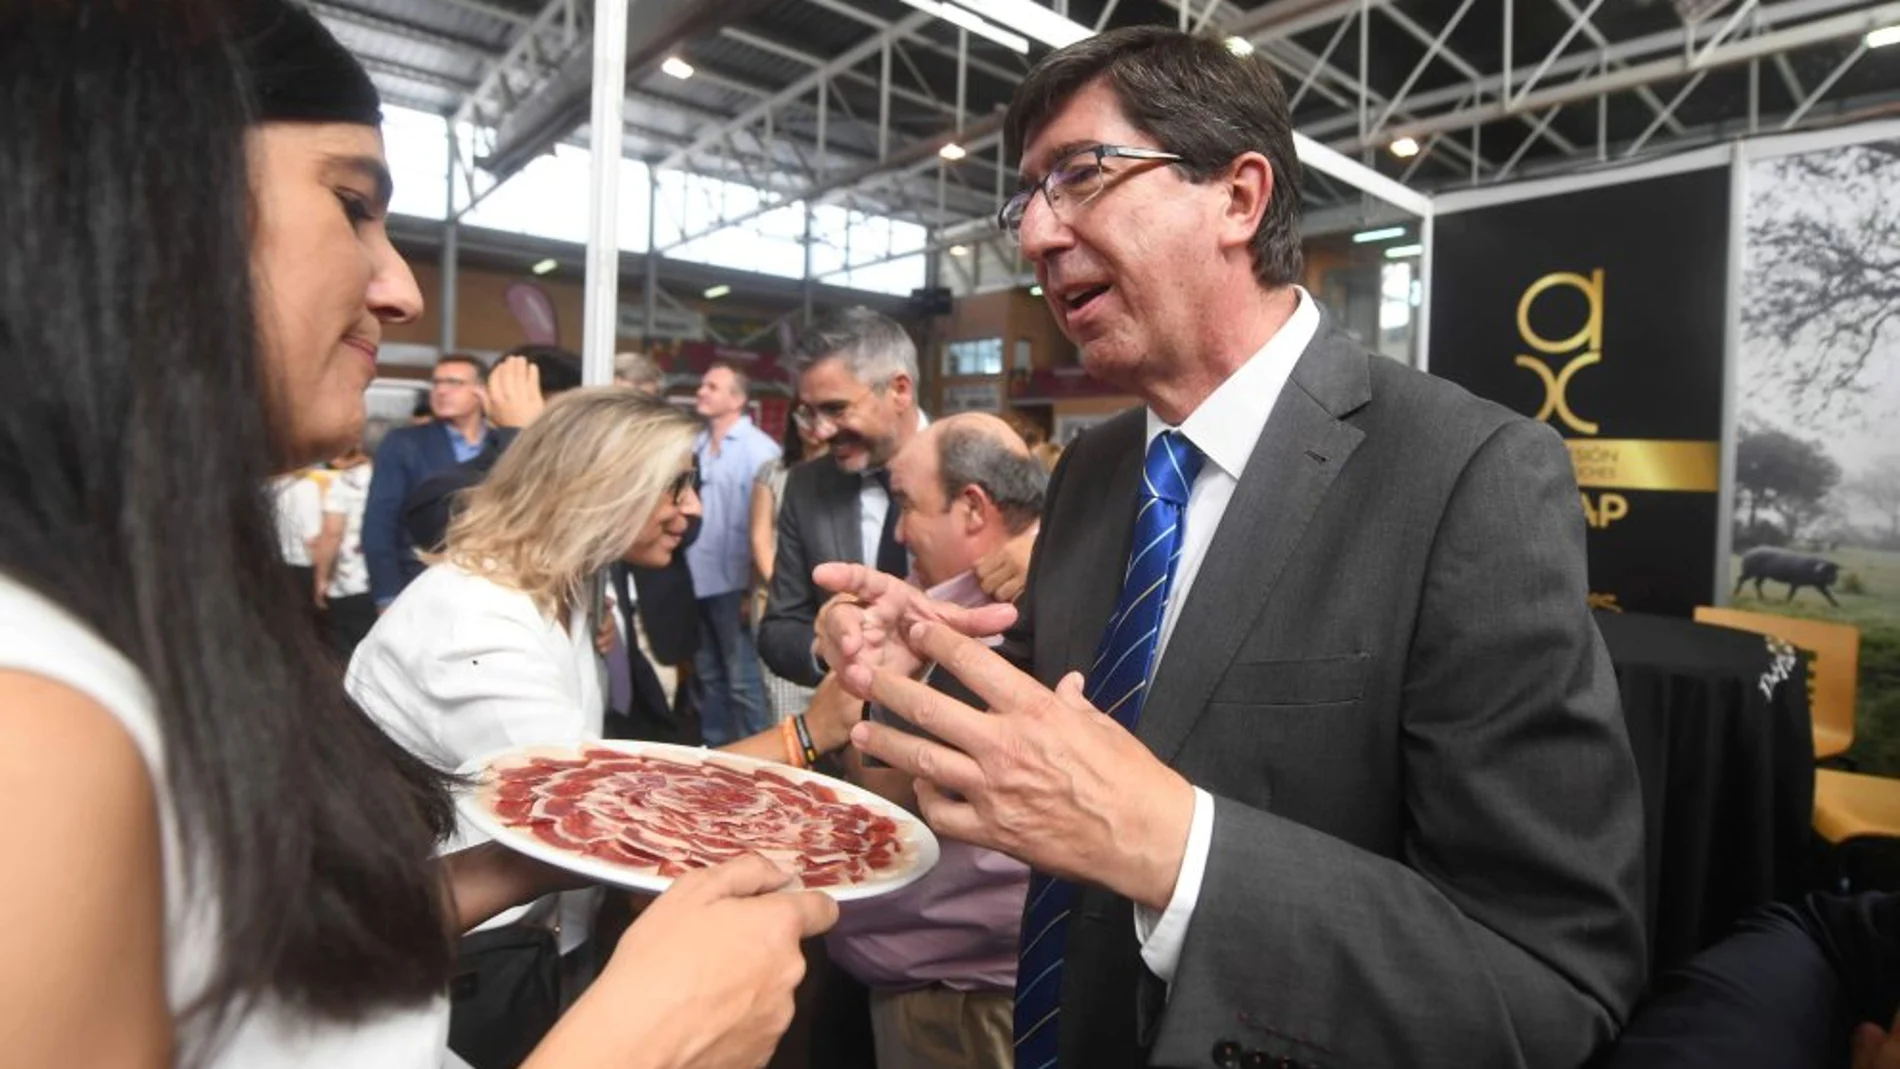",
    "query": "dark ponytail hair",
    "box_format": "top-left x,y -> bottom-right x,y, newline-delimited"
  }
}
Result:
0,0 -> 454,1042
